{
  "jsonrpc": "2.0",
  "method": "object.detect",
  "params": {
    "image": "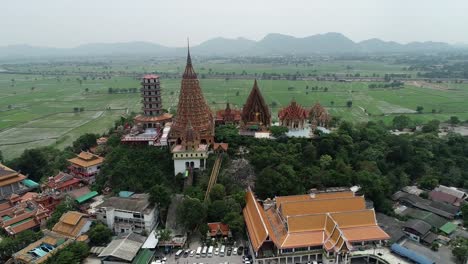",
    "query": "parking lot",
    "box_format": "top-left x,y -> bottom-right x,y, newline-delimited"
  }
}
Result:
157,246 -> 248,264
